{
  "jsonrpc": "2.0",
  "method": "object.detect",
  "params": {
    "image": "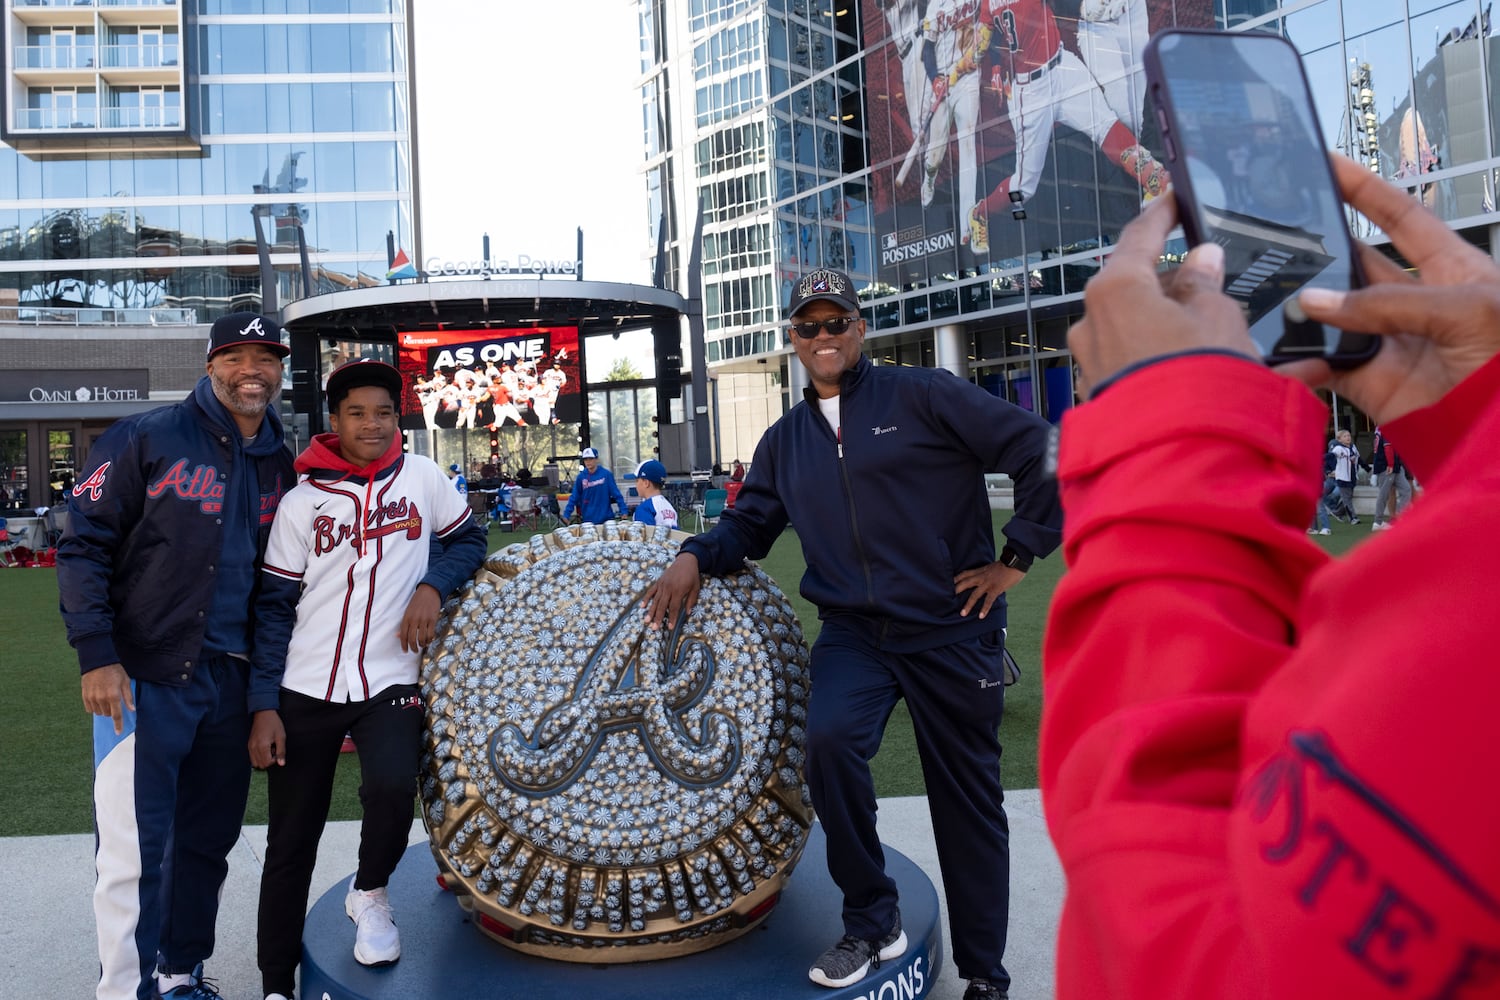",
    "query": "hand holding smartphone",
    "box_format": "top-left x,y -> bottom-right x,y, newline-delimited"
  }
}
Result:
1143,29 -> 1380,368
